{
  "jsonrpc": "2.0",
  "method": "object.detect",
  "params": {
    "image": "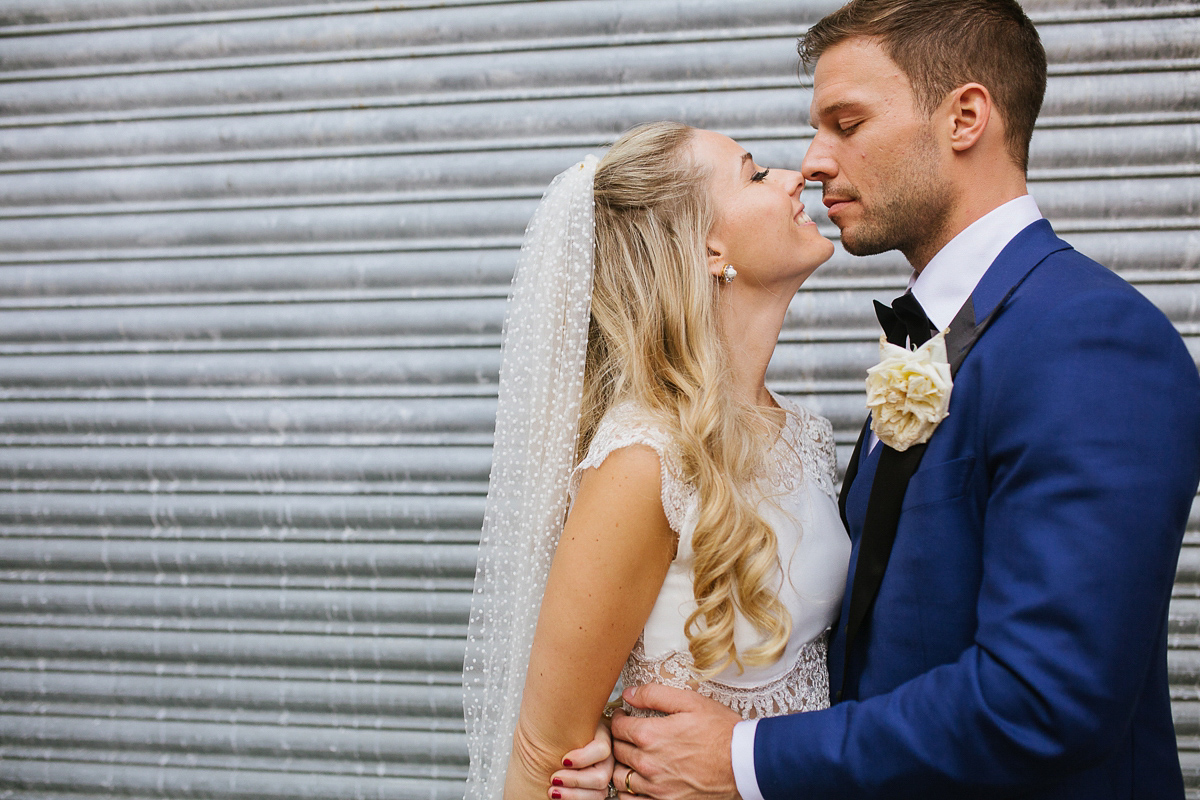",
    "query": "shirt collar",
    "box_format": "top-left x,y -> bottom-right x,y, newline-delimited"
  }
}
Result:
910,195 -> 1043,330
